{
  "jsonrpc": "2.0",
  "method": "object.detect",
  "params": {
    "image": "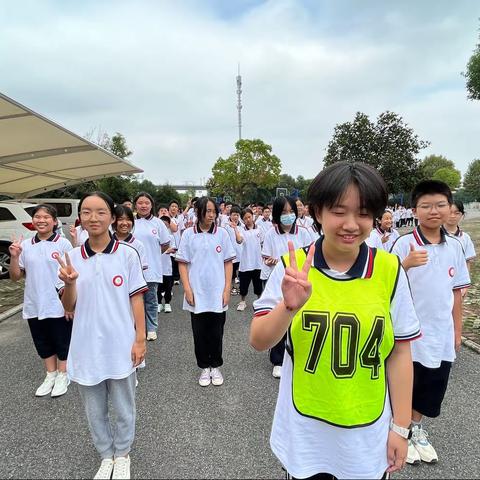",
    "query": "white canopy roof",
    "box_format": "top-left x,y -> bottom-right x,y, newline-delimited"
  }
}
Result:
0,92 -> 143,198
